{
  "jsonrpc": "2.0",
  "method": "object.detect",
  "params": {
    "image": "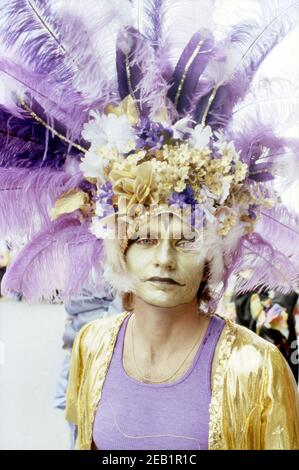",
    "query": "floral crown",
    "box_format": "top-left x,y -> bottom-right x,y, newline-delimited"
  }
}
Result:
1,0 -> 299,302
71,95 -> 270,249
